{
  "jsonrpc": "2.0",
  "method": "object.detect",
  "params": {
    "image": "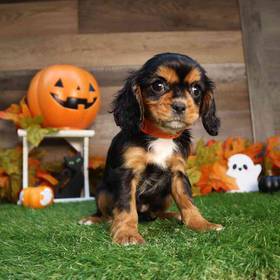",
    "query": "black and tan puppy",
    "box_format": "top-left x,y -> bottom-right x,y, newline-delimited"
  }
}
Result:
80,53 -> 223,244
